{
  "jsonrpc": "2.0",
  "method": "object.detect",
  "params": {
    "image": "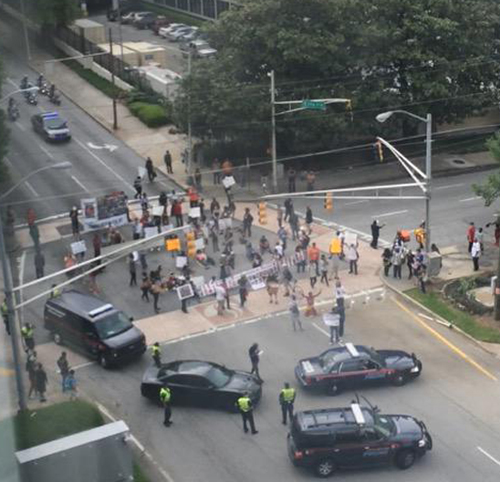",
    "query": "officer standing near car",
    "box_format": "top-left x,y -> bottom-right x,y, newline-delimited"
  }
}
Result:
151,342 -> 162,368
236,392 -> 258,434
160,385 -> 172,427
21,323 -> 35,352
279,382 -> 296,425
